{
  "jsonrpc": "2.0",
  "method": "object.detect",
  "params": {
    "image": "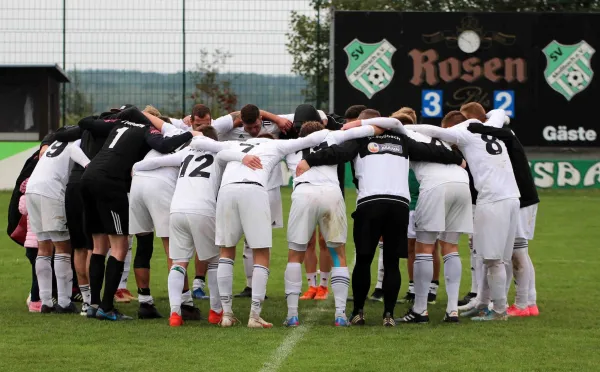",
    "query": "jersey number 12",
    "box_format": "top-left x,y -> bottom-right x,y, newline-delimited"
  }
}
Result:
179,154 -> 214,178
